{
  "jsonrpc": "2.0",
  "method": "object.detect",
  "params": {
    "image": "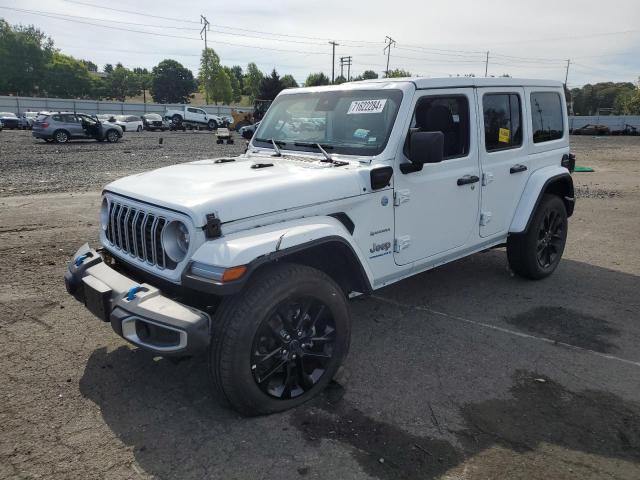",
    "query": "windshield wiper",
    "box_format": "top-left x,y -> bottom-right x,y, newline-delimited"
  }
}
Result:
293,142 -> 334,162
254,138 -> 286,146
